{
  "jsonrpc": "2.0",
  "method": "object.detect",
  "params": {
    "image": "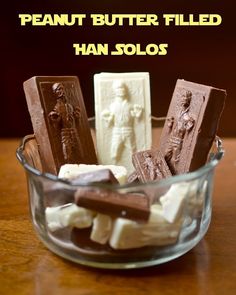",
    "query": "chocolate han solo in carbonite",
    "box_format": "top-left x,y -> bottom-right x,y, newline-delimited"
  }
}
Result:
101,80 -> 143,161
143,151 -> 167,180
49,82 -> 84,163
131,149 -> 172,183
164,90 -> 195,174
24,76 -> 98,174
